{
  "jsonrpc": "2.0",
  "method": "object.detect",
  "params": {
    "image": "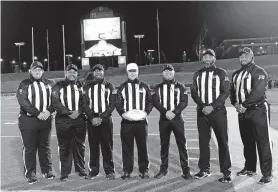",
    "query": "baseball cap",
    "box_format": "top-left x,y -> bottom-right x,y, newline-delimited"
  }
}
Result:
91,64 -> 104,71
203,49 -> 216,57
239,47 -> 254,56
30,61 -> 43,70
162,64 -> 174,72
66,64 -> 78,71
126,63 -> 138,71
